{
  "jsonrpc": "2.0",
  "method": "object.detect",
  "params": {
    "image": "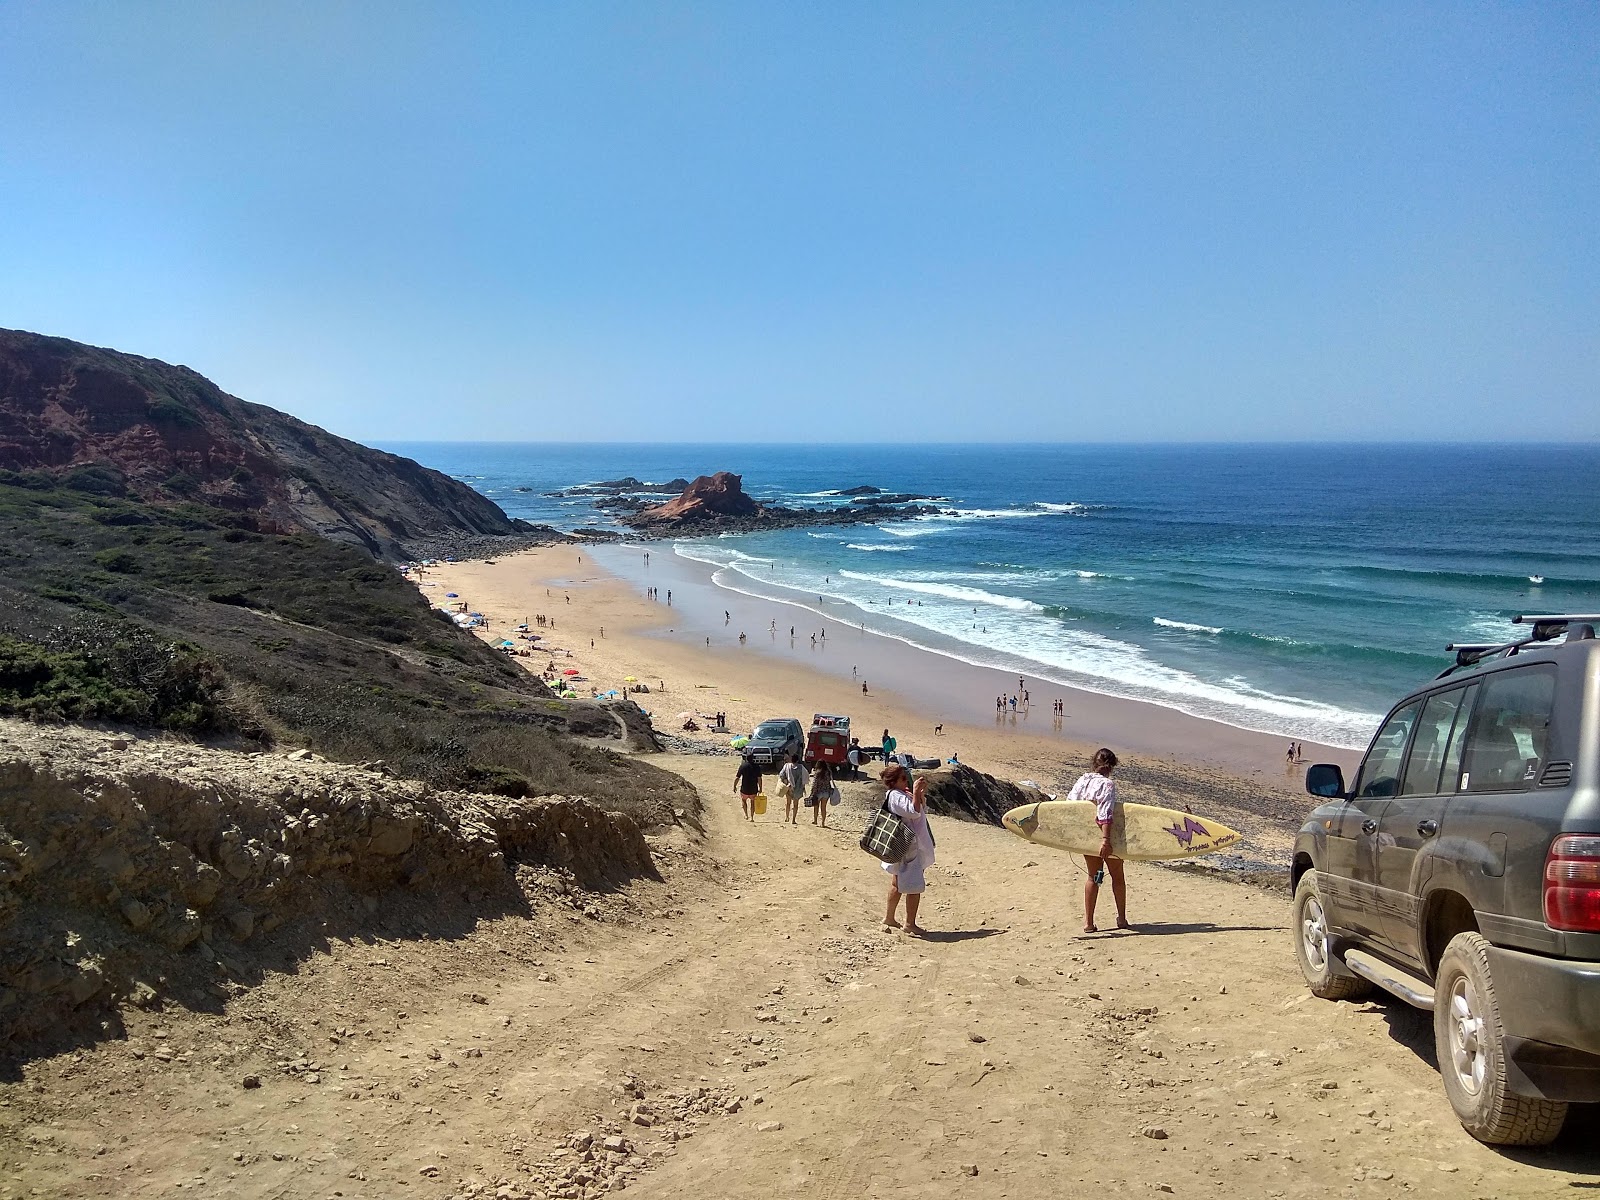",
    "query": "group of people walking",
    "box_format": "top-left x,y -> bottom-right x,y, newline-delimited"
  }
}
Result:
733,753 -> 840,827
737,741 -> 1133,940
